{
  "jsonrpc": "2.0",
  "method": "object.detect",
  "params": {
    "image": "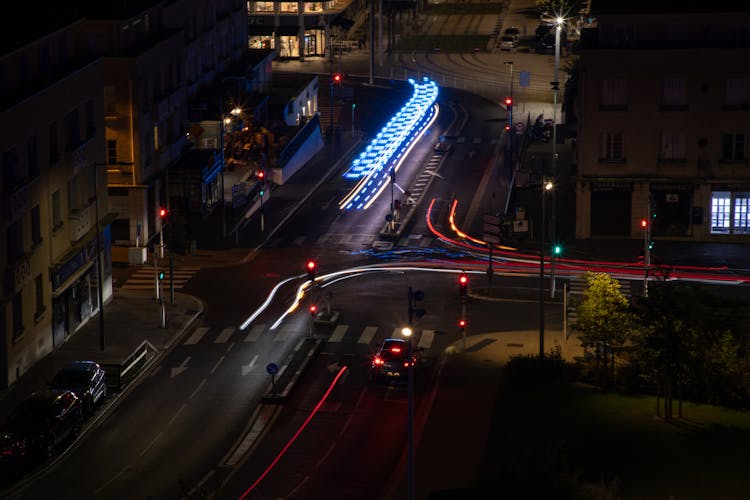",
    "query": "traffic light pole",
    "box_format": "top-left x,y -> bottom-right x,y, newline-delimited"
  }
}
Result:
406,288 -> 415,500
